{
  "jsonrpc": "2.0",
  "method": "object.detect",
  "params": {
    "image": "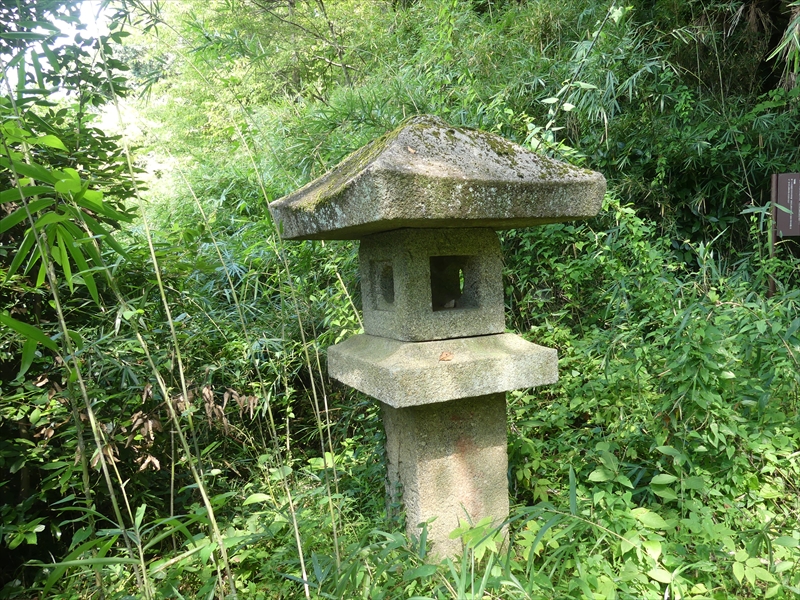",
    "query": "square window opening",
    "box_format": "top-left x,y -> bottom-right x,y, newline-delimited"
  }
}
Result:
430,255 -> 479,311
